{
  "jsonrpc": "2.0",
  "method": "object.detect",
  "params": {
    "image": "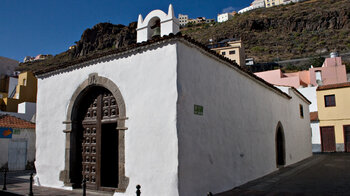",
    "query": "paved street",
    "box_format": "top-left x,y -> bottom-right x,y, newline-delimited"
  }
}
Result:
217,153 -> 350,196
1,154 -> 350,195
0,170 -> 111,196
